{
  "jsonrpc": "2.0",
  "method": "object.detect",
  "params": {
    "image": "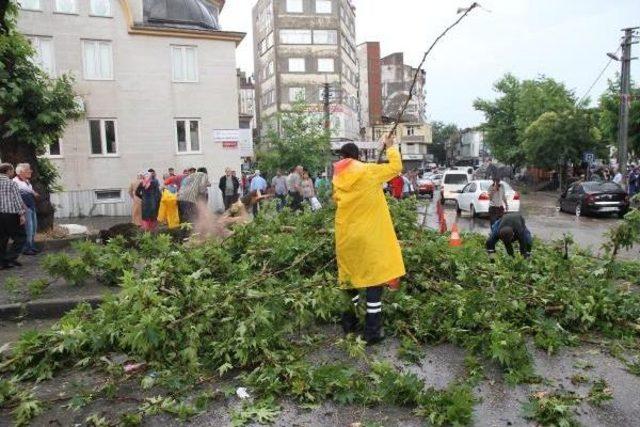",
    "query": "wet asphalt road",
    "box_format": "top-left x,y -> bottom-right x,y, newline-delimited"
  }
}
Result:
420,191 -> 637,260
